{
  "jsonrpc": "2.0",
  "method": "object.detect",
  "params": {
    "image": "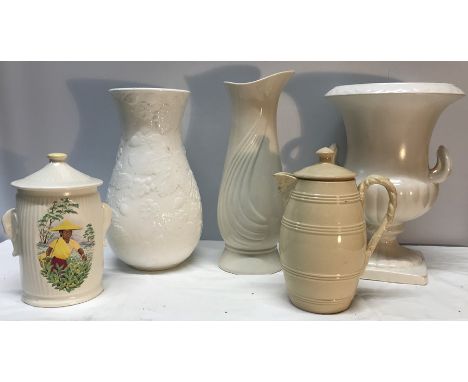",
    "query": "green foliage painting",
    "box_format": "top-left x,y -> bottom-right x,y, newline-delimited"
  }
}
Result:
40,255 -> 92,293
36,197 -> 95,293
82,223 -> 95,248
